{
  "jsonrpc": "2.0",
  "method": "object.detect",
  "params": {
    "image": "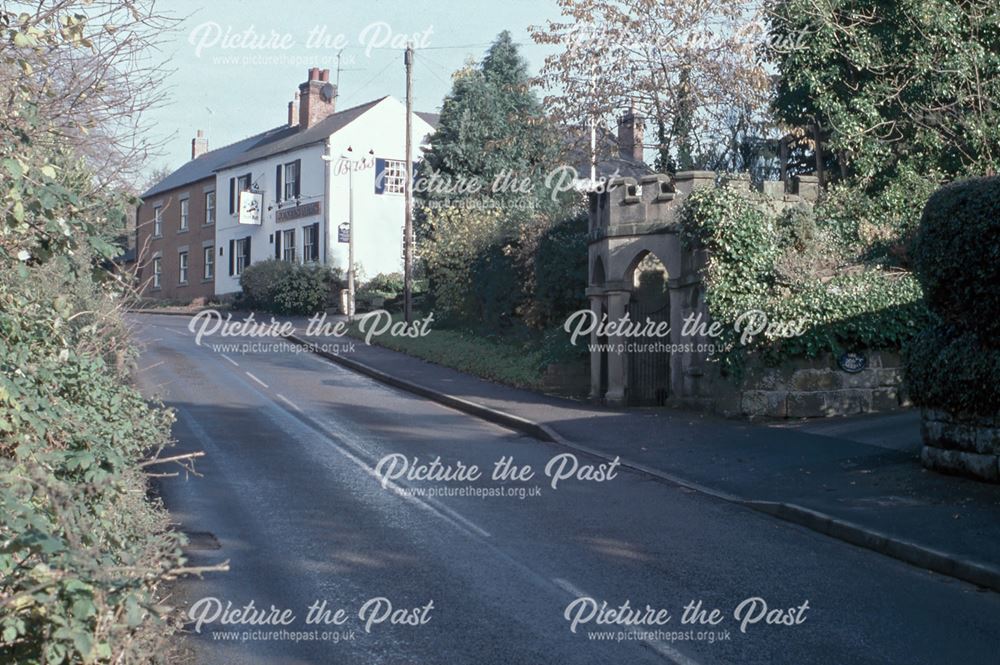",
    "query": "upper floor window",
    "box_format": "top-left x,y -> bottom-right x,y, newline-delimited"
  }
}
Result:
153,205 -> 162,236
284,161 -> 299,200
179,199 -> 189,230
229,173 -> 252,214
205,191 -> 216,225
375,158 -> 406,195
276,159 -> 301,202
